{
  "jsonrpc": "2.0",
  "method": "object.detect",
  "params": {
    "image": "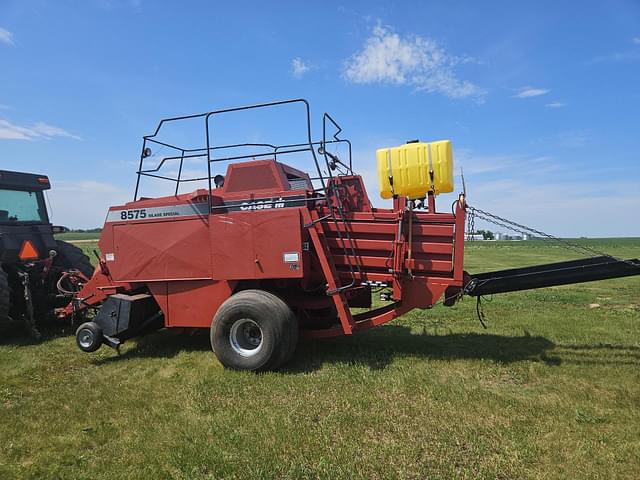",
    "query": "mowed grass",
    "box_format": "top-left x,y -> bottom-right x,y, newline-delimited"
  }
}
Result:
1,239 -> 639,479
